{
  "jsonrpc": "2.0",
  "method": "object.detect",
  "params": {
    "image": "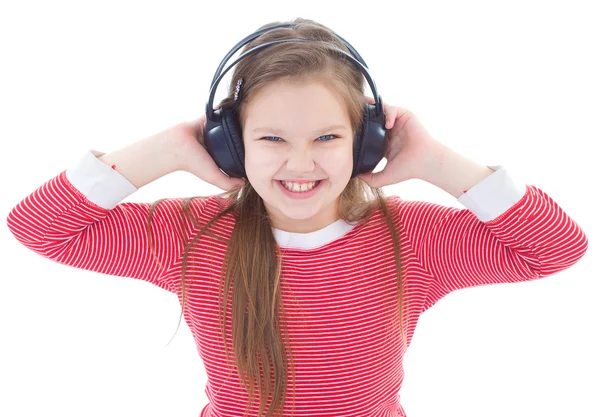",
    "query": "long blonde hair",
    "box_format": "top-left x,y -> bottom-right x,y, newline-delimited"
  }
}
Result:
147,17 -> 406,417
